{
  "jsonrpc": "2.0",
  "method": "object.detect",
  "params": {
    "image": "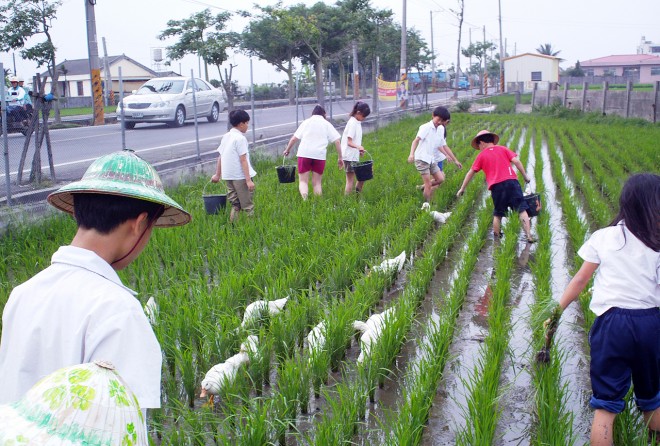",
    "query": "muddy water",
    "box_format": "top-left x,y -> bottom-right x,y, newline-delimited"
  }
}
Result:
492,147 -> 538,446
420,235 -> 496,445
541,141 -> 592,443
